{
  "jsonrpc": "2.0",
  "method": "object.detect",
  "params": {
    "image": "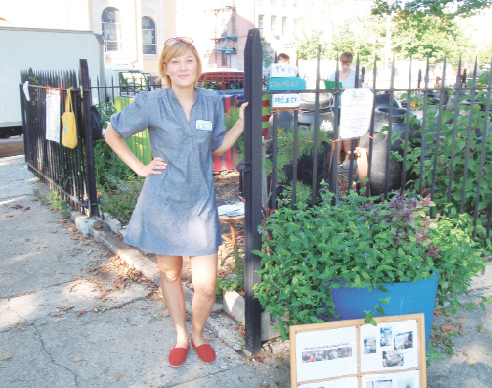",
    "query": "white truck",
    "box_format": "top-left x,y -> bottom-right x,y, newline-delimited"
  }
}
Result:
0,27 -> 149,138
104,64 -> 151,101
